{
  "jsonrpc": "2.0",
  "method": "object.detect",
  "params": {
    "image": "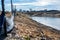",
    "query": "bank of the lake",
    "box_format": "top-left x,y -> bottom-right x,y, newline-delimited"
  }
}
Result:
3,13 -> 60,40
